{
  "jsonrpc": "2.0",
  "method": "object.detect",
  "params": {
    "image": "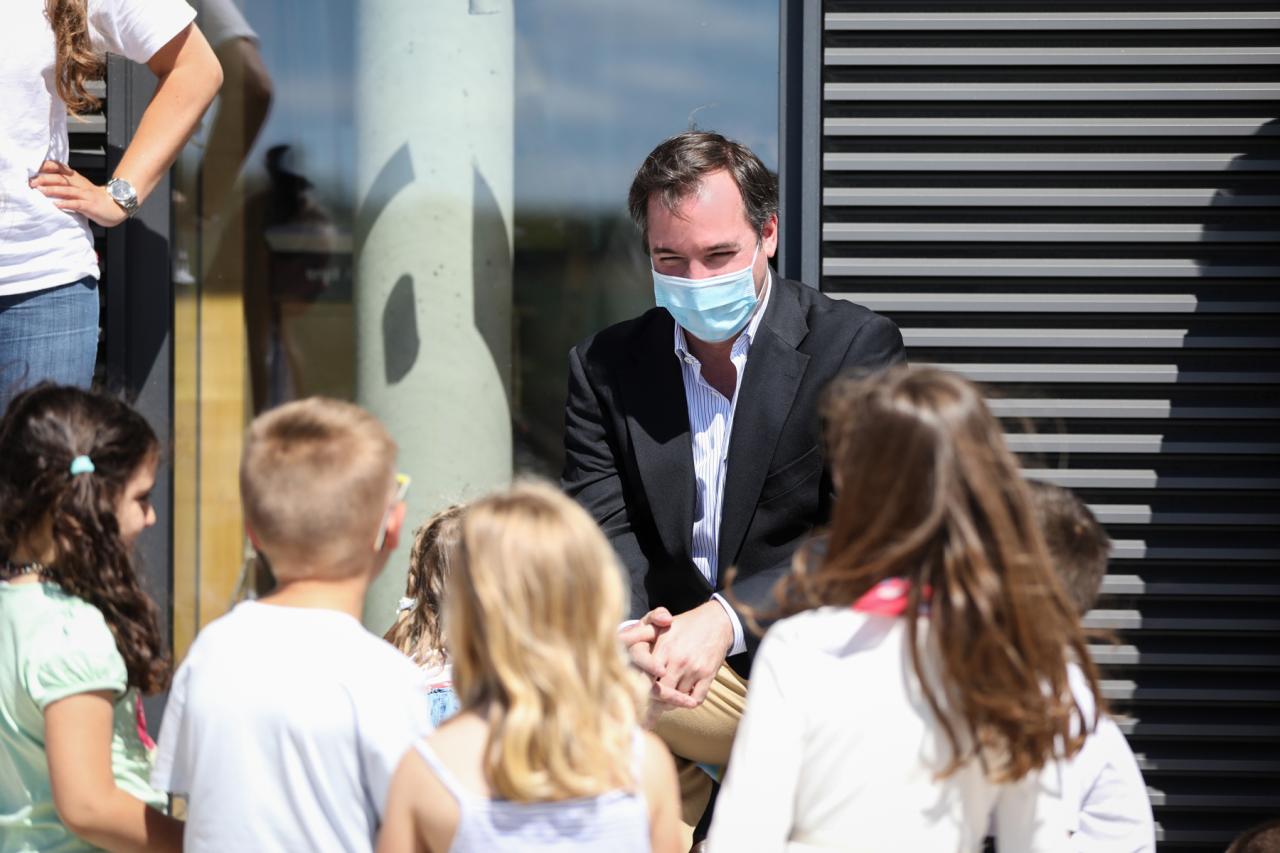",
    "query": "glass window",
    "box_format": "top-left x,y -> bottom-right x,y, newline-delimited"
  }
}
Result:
171,0 -> 779,649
